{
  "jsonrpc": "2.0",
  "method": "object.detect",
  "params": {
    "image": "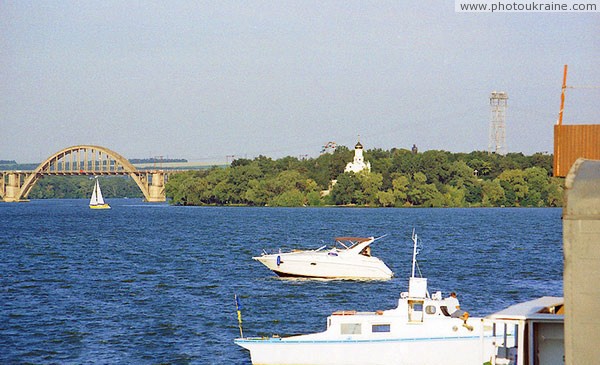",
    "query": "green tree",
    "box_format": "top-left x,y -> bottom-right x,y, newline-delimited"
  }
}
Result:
390,149 -> 419,176
522,167 -> 549,207
357,172 -> 383,205
419,150 -> 451,186
546,177 -> 564,207
481,179 -> 505,207
391,174 -> 410,206
306,191 -> 322,206
497,169 -> 528,206
442,186 -> 467,207
271,189 -> 305,207
244,179 -> 269,206
467,158 -> 492,177
229,162 -> 263,201
331,172 -> 361,205
407,172 -> 443,206
377,189 -> 396,207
